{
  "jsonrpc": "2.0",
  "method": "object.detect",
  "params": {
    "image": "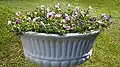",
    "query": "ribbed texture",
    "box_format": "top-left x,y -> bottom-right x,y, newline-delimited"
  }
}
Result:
21,33 -> 99,67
